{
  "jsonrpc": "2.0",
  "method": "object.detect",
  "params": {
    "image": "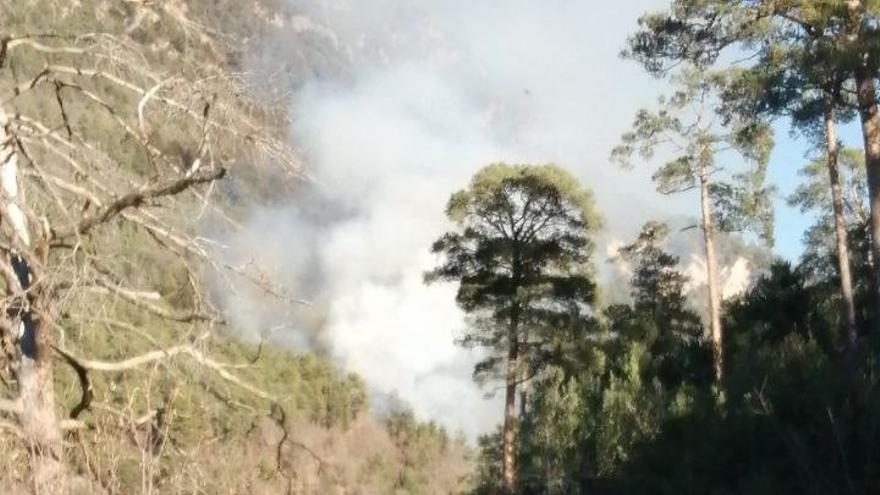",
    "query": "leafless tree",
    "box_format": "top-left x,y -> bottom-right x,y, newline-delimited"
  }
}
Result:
0,6 -> 300,492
